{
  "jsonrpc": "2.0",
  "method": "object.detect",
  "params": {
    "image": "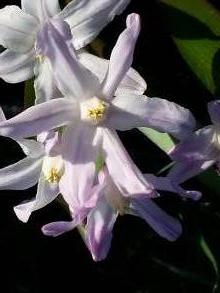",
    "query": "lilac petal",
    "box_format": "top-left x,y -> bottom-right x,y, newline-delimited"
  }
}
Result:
0,108 -> 5,121
14,173 -> 59,222
0,98 -> 76,139
59,124 -> 100,212
208,100 -> 220,127
58,0 -> 131,50
21,0 -> 61,23
34,60 -> 62,104
169,126 -> 219,161
37,19 -> 99,100
144,174 -> 201,201
168,160 -> 215,185
79,51 -> 146,95
17,139 -> 45,158
0,49 -> 34,83
0,6 -> 39,53
102,13 -> 141,99
102,128 -> 156,197
0,157 -> 42,190
42,220 -> 76,237
86,197 -> 118,261
129,198 -> 182,241
106,96 -> 196,139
